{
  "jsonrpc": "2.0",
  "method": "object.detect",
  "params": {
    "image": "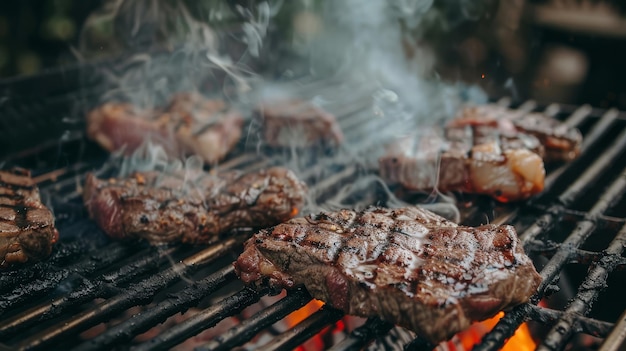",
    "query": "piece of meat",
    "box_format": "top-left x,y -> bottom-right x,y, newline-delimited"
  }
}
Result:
379,127 -> 545,202
86,92 -> 244,163
0,168 -> 59,268
234,206 -> 542,344
255,99 -> 344,147
83,167 -> 307,244
451,104 -> 582,162
163,92 -> 244,163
